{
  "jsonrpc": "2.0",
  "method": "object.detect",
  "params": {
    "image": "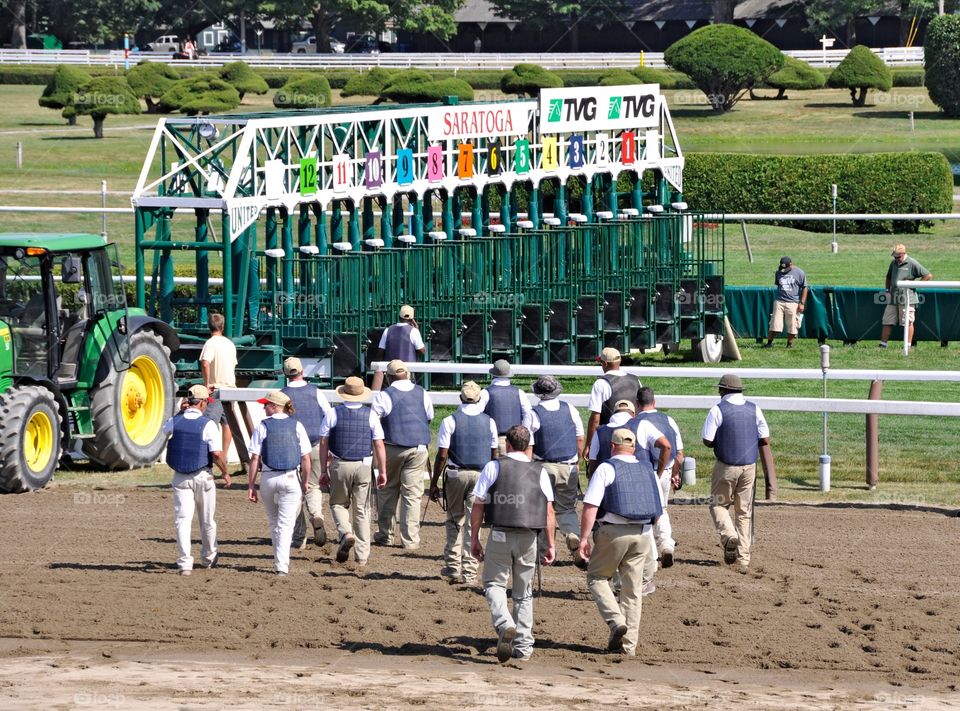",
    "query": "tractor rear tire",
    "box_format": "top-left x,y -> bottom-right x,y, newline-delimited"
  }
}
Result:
0,386 -> 62,492
83,329 -> 175,469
